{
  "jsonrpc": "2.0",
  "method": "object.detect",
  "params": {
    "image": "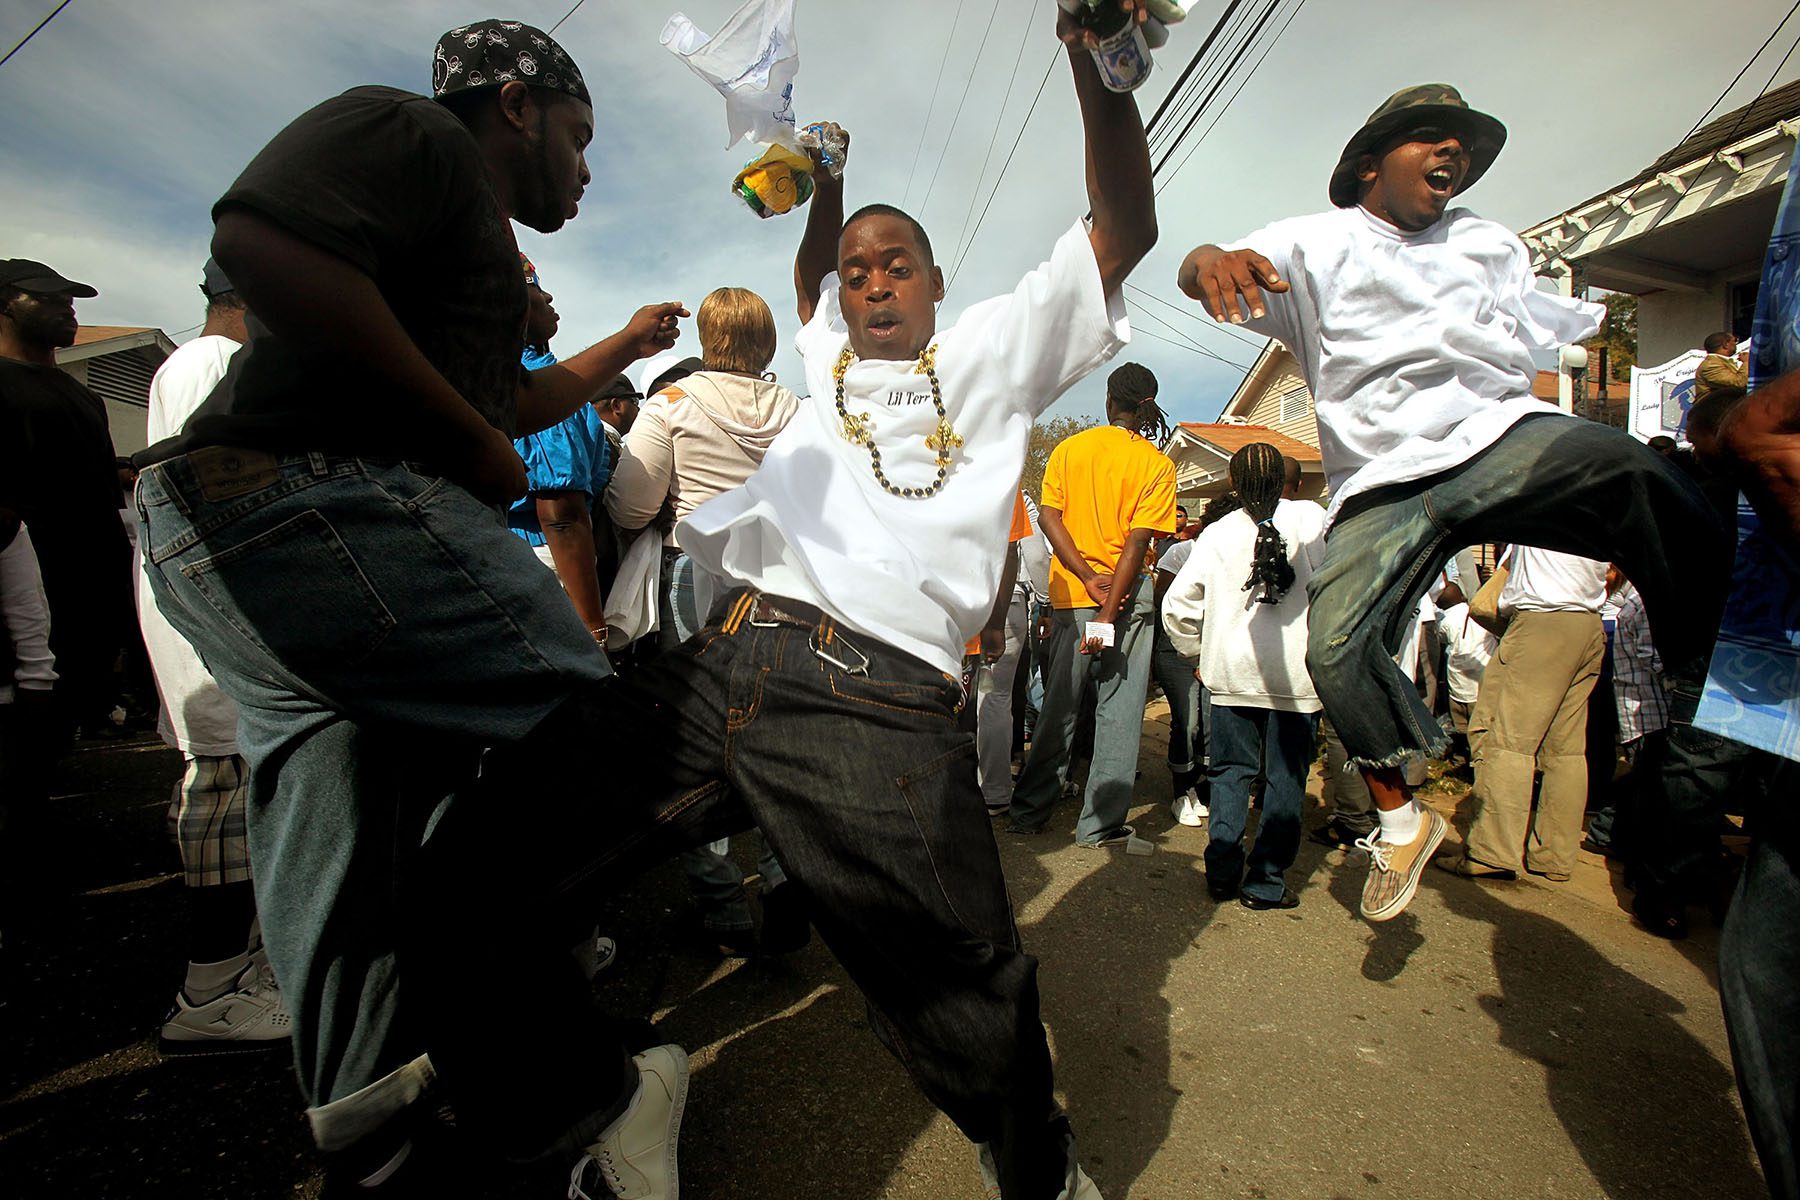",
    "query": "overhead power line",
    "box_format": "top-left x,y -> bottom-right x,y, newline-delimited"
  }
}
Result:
1680,0 -> 1800,143
1150,0 -> 1283,177
0,0 -> 72,70
942,49 -> 1059,298
547,0 -> 585,36
1156,0 -> 1309,194
943,0 -> 1038,280
904,0 -> 966,208
1140,0 -> 1243,138
917,0 -> 1006,219
1124,282 -> 1268,352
